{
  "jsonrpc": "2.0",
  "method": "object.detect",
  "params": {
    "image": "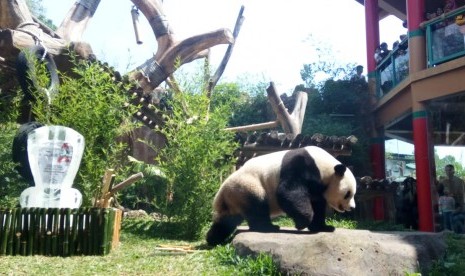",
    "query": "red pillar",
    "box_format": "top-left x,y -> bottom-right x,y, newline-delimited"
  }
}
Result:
407,0 -> 425,30
371,137 -> 385,220
365,0 -> 384,179
365,0 -> 380,74
412,111 -> 434,231
365,0 -> 384,220
370,137 -> 385,179
407,0 -> 434,232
